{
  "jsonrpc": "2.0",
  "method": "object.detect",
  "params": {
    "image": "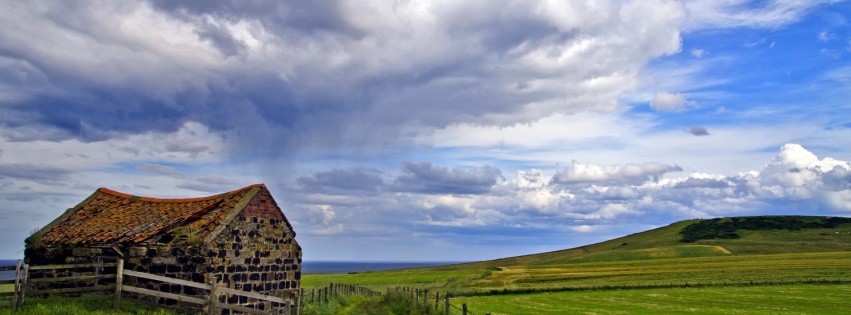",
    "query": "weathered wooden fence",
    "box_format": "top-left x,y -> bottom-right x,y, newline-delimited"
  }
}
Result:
0,261 -> 24,309
1,259 -> 299,314
303,282 -> 382,304
0,259 -> 119,310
